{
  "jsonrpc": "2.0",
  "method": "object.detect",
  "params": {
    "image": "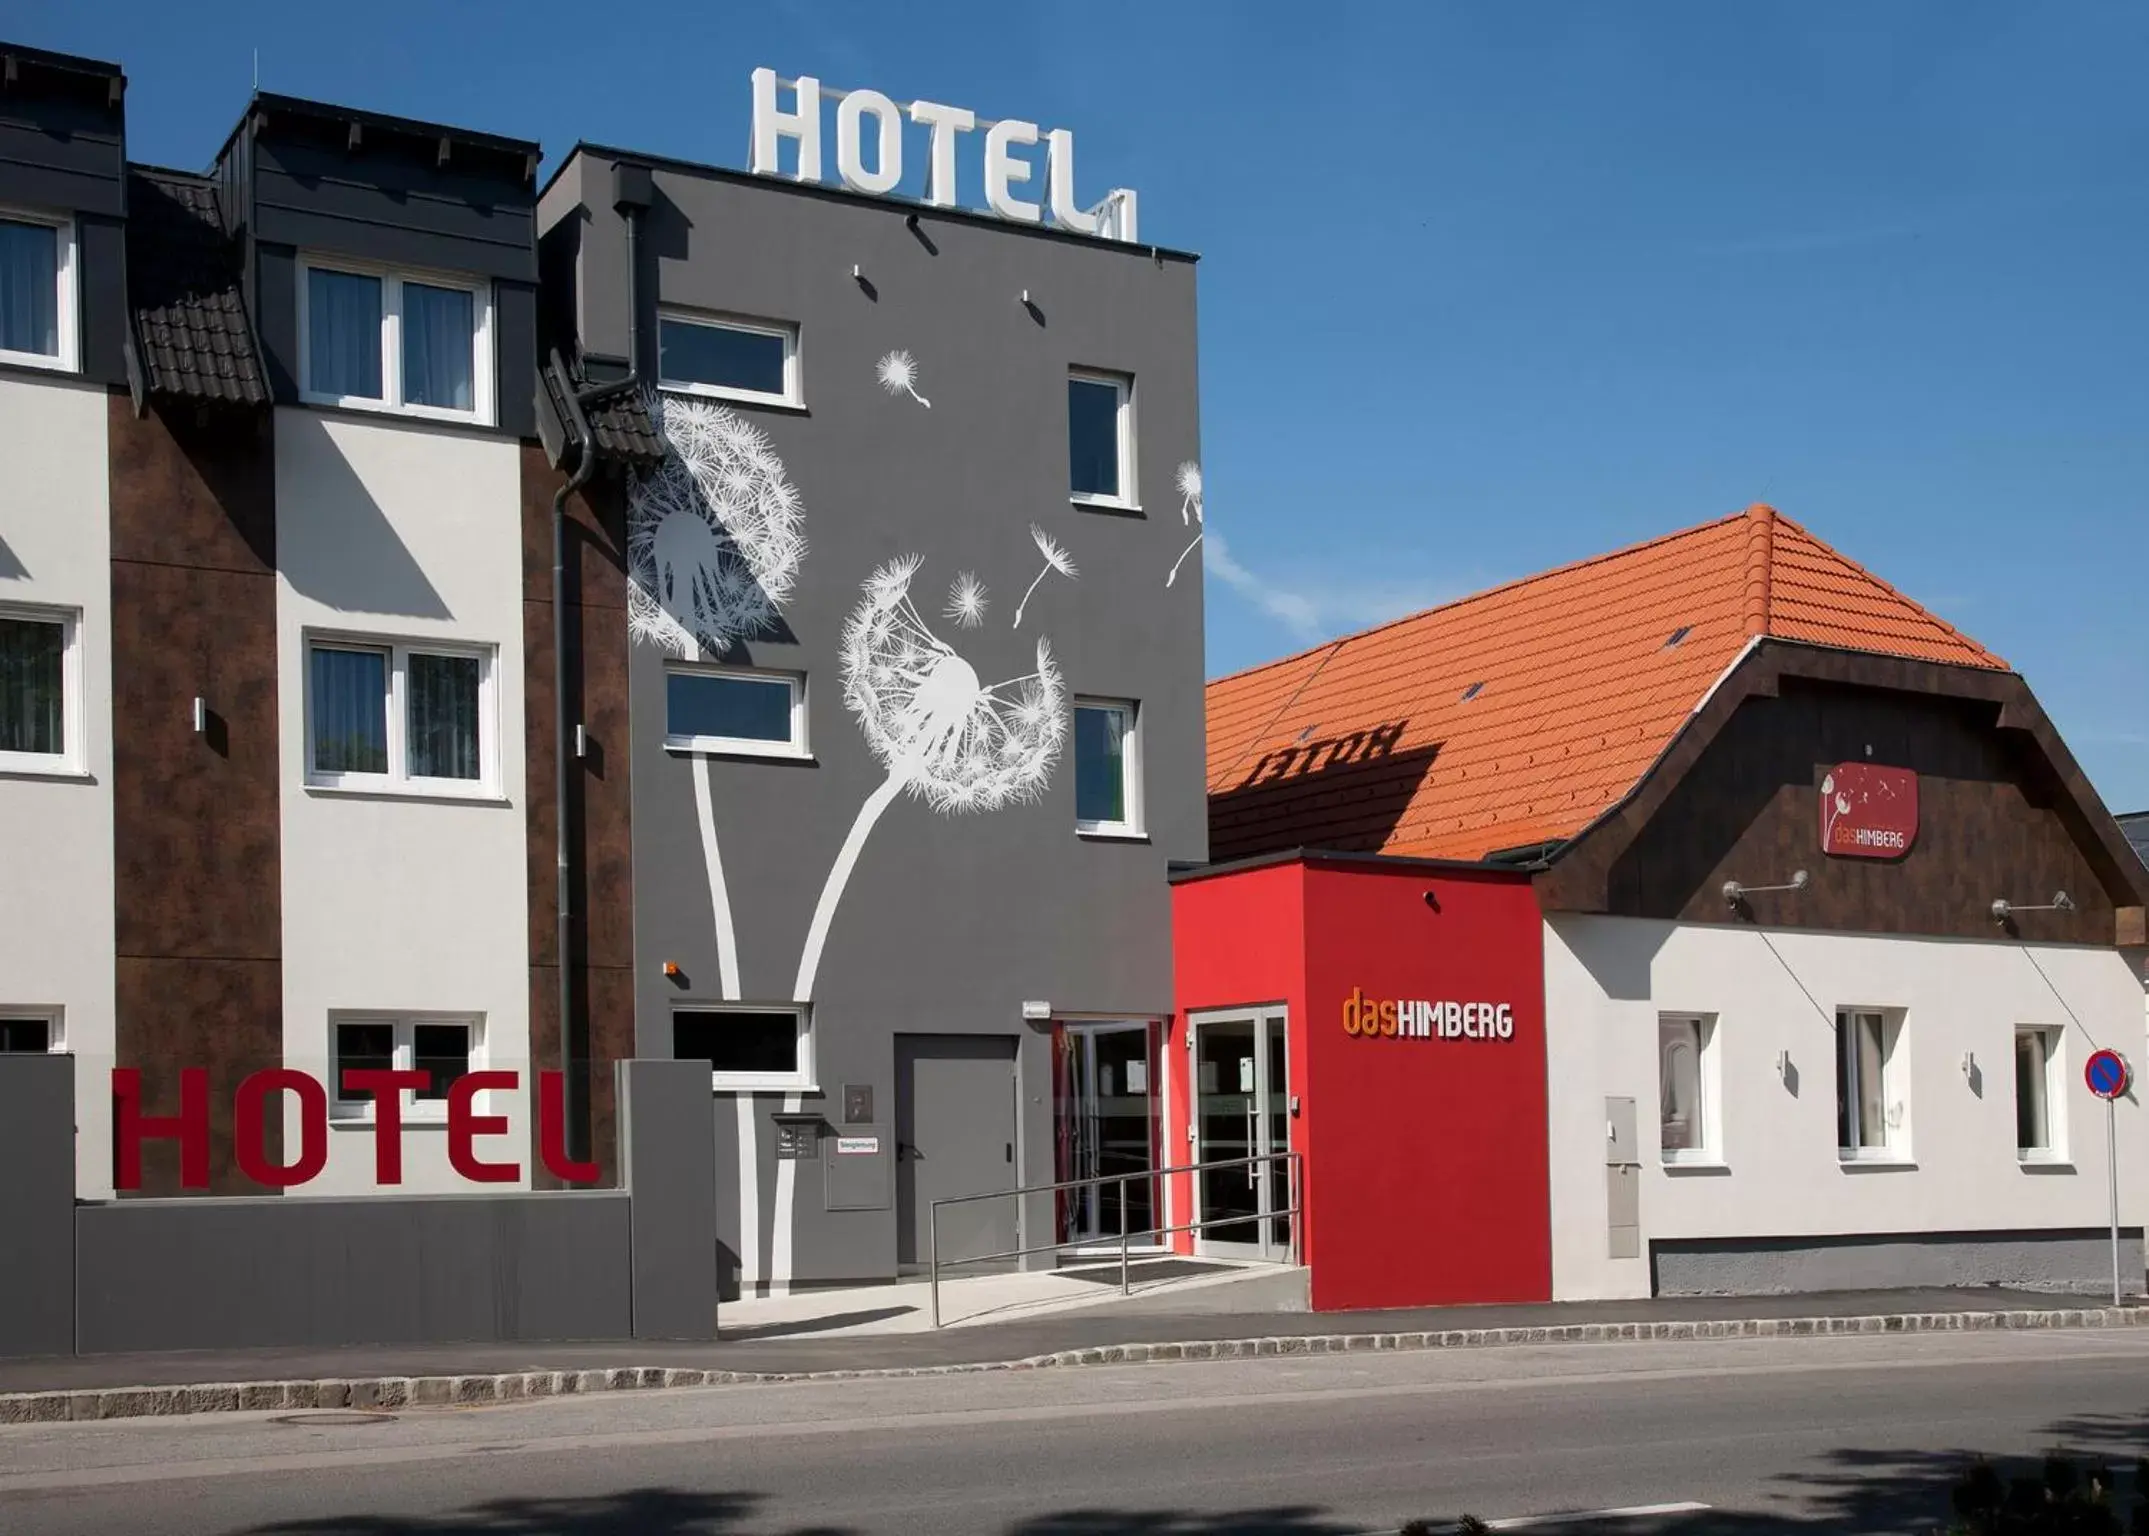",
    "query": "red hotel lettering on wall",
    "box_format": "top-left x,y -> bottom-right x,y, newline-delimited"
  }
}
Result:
1818,763 -> 1919,860
109,1068 -> 603,1191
